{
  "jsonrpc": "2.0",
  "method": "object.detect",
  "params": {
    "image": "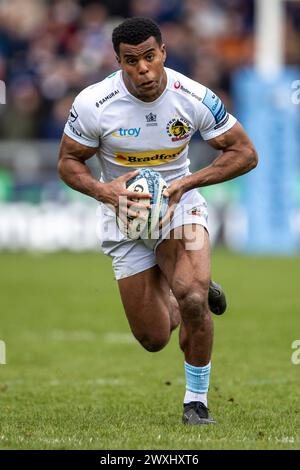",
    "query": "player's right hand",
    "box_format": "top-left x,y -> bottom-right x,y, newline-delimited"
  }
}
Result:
98,170 -> 151,219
